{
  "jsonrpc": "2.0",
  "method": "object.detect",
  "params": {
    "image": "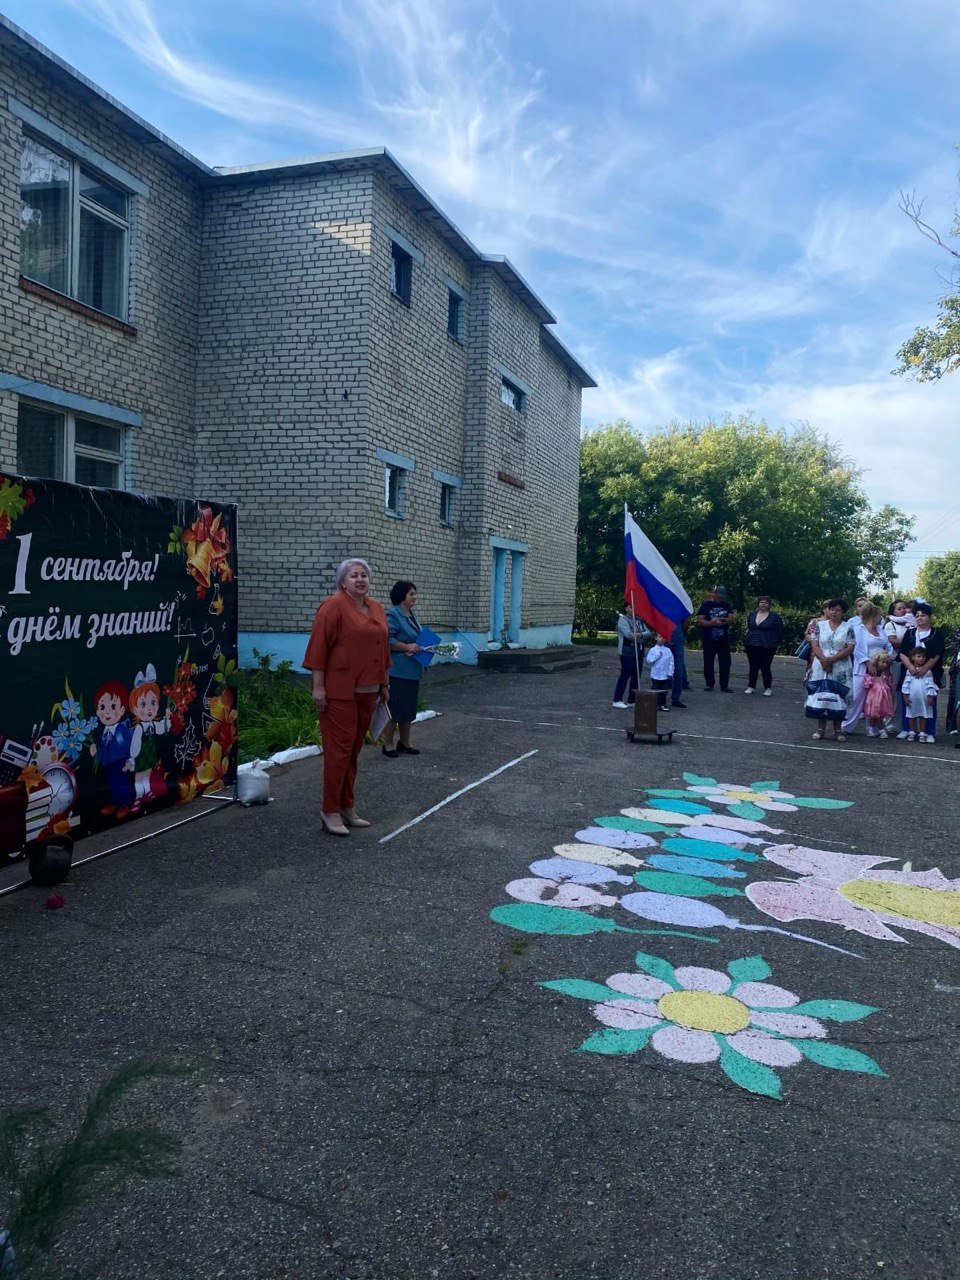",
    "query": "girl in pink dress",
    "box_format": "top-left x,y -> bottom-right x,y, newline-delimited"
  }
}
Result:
863,651 -> 894,738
